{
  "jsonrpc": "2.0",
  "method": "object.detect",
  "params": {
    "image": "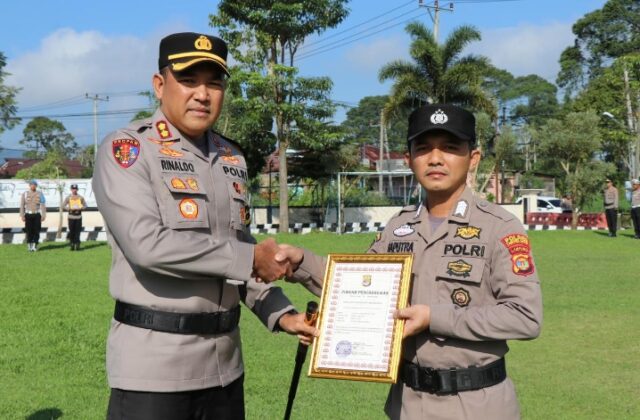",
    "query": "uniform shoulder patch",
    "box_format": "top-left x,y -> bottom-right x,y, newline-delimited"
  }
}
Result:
112,138 -> 140,168
501,233 -> 535,276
